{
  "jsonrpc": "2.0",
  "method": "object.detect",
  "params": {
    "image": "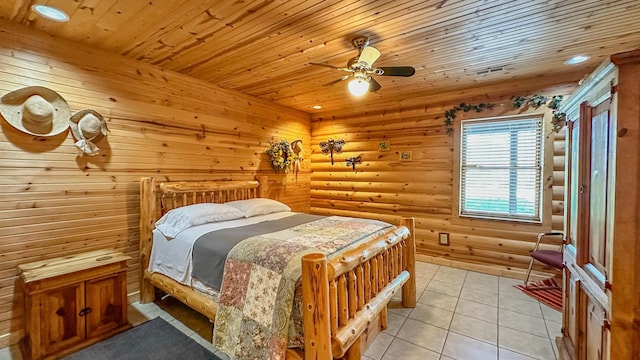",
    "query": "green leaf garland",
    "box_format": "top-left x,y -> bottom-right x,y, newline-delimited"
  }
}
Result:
444,94 -> 567,135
